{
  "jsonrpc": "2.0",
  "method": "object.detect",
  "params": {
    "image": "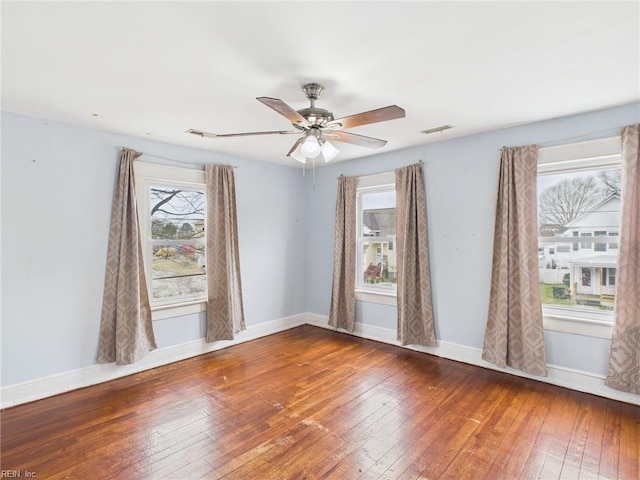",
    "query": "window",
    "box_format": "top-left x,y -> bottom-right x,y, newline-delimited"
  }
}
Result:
537,136 -> 621,334
594,230 -> 607,252
356,172 -> 397,300
148,186 -> 206,304
134,162 -> 207,314
601,267 -> 616,287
